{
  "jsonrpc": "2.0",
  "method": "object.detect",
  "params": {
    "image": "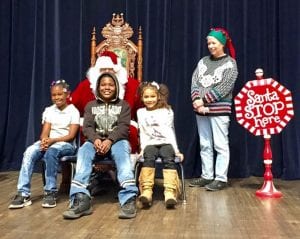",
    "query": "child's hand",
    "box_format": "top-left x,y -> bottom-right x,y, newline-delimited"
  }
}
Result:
176,152 -> 184,162
40,138 -> 49,151
94,139 -> 112,155
40,138 -> 56,151
138,151 -> 143,159
100,139 -> 112,155
94,139 -> 102,154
